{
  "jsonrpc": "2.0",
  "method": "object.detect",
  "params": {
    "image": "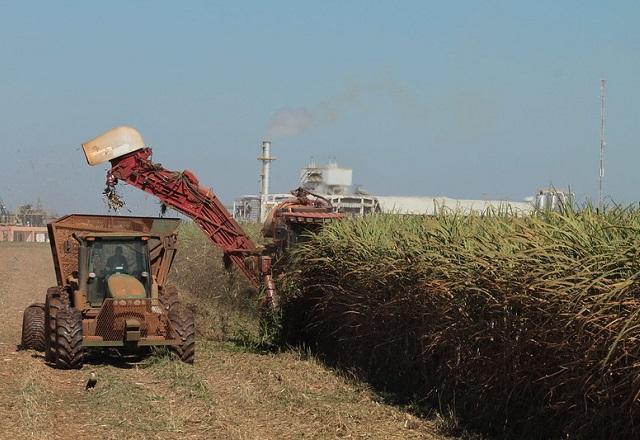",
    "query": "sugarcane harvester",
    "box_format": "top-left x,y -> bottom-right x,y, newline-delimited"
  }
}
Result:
18,127 -> 340,370
82,126 -> 343,309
